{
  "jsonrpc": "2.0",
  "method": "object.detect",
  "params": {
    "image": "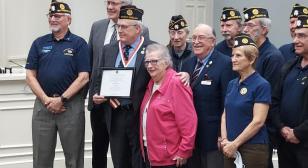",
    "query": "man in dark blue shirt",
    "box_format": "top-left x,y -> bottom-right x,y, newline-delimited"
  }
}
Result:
242,7 -> 284,168
25,1 -> 90,167
279,4 -> 308,62
216,7 -> 242,57
271,15 -> 308,168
